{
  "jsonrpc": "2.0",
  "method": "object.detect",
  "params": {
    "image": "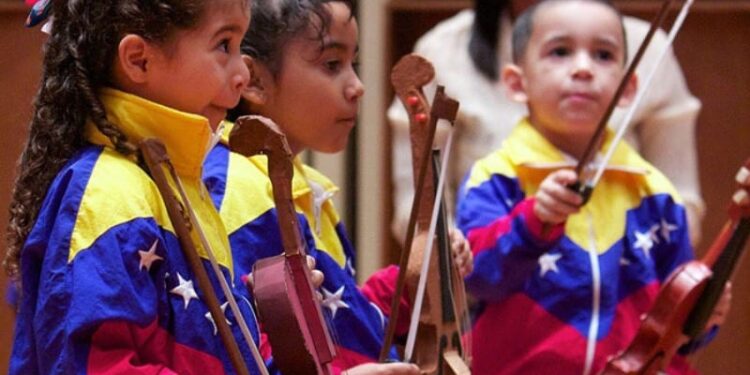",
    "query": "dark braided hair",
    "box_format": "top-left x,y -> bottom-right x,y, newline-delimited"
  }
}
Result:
4,0 -> 210,279
228,0 -> 355,121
